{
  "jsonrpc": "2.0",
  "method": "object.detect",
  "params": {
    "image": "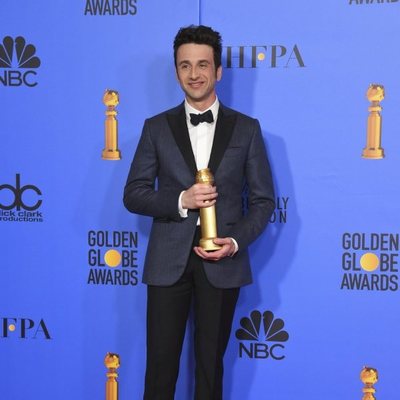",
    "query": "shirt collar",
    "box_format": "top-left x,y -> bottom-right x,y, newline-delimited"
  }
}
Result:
185,97 -> 219,126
